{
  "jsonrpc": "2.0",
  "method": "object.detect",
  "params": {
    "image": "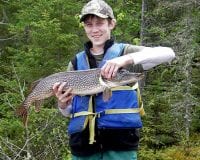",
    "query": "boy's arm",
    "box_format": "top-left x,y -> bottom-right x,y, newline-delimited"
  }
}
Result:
101,45 -> 175,79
